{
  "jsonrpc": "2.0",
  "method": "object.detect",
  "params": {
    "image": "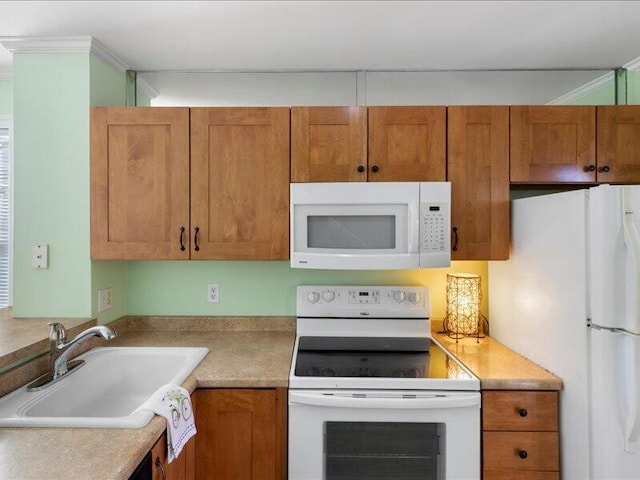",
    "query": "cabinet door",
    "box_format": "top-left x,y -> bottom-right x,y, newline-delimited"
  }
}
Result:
151,432 -> 187,480
447,106 -> 509,260
597,106 -> 640,183
291,107 -> 367,182
368,106 -> 446,181
195,389 -> 287,480
510,106 -> 596,183
91,107 -> 190,259
190,108 -> 290,260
